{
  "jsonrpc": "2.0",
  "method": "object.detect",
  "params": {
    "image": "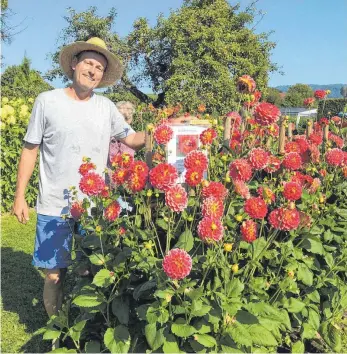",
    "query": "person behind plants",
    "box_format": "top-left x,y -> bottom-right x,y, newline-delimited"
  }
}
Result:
12,37 -> 147,319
